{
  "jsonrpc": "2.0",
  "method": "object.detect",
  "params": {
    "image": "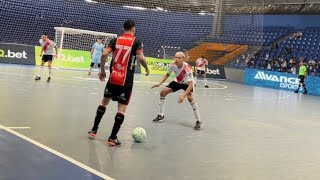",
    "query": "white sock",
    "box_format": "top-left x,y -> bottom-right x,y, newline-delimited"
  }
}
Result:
194,76 -> 197,85
159,97 -> 166,116
89,67 -> 93,72
38,66 -> 44,77
48,67 -> 52,77
190,100 -> 200,122
204,78 -> 208,86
